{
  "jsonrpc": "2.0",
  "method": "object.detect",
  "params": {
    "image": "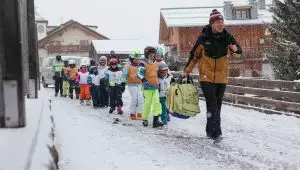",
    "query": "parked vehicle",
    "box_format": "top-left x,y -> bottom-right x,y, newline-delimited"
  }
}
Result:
41,56 -> 89,87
